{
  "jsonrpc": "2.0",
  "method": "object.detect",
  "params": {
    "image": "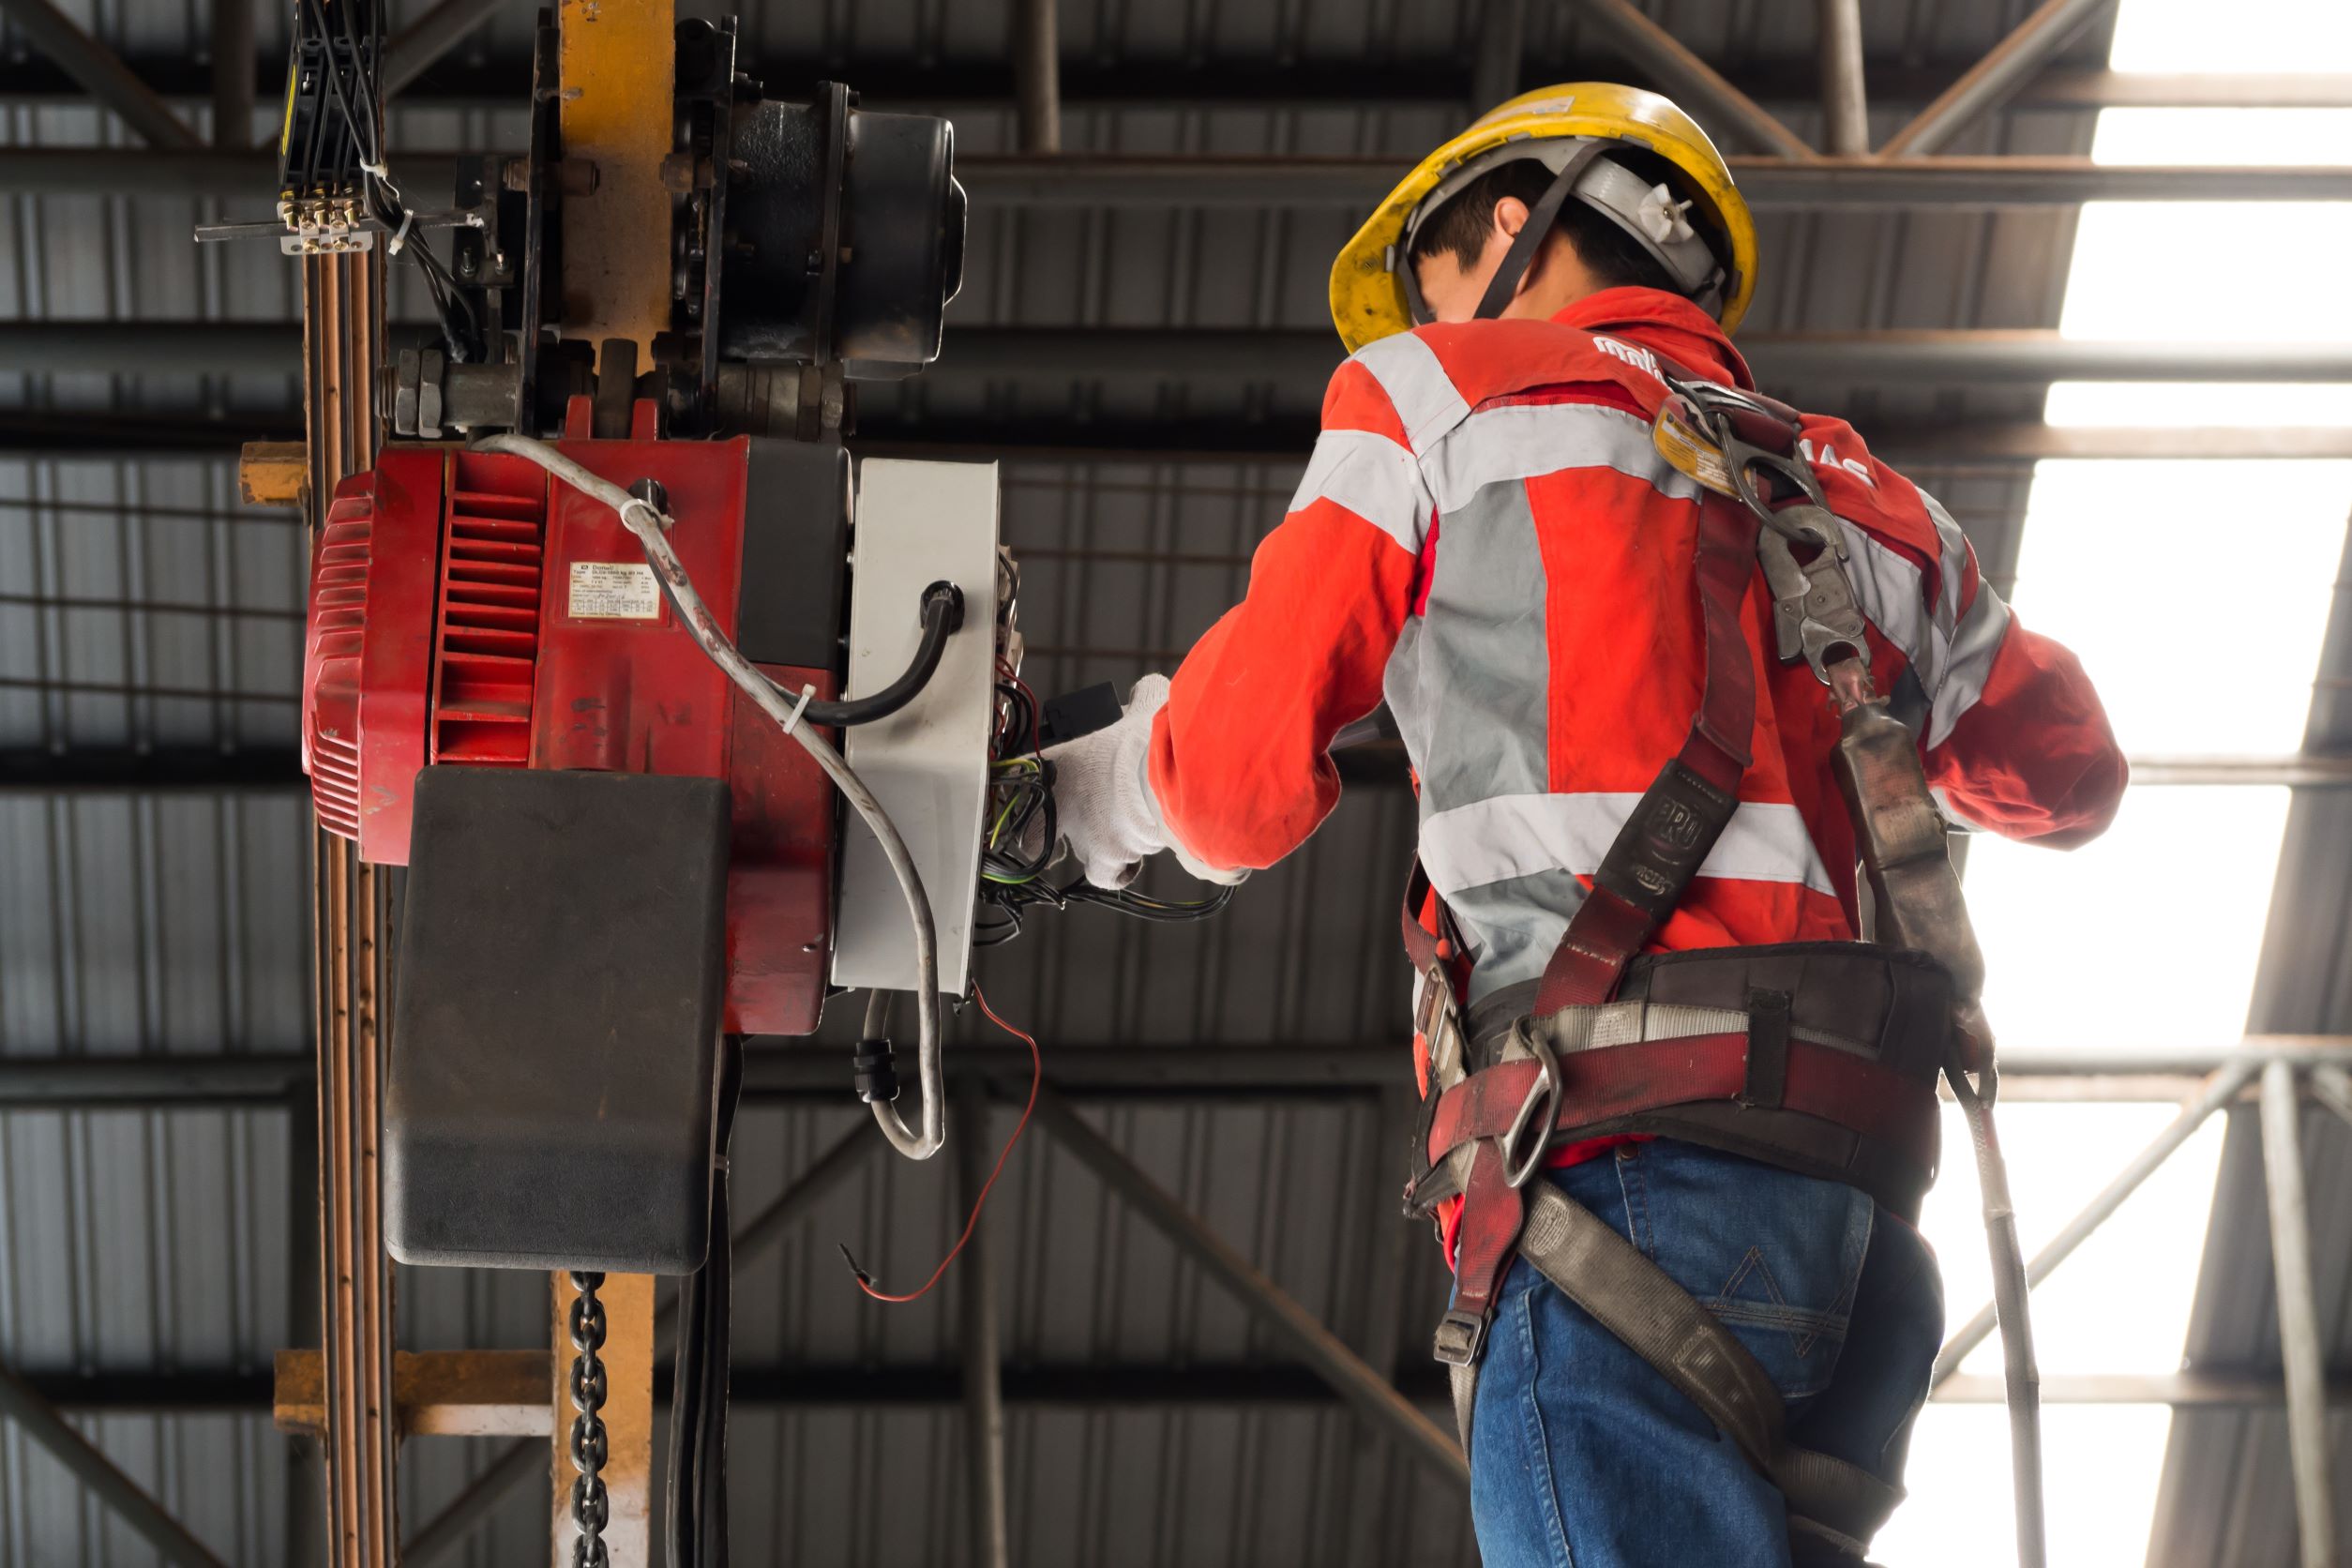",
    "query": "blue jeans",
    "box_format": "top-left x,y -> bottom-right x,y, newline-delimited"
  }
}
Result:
1467,1139 -> 1943,1568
